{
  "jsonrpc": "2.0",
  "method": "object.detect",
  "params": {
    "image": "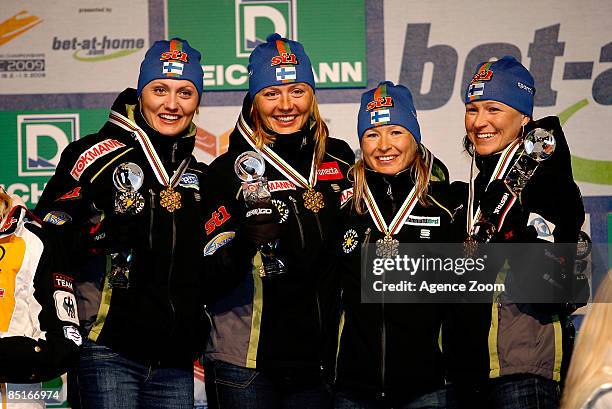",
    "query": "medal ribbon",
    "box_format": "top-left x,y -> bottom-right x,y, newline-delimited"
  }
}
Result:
108,110 -> 190,189
363,147 -> 434,237
236,113 -> 317,191
466,139 -> 521,235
